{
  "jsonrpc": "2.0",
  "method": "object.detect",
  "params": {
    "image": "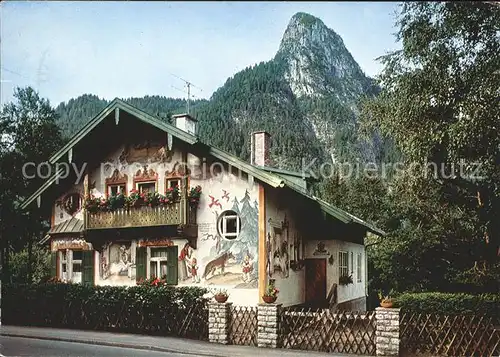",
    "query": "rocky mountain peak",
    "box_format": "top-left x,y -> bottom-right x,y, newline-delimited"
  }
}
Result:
276,12 -> 370,101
